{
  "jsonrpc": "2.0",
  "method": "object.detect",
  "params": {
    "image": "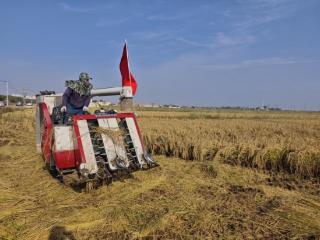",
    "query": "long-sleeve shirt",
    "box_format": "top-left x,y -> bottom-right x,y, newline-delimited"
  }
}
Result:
62,87 -> 91,108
